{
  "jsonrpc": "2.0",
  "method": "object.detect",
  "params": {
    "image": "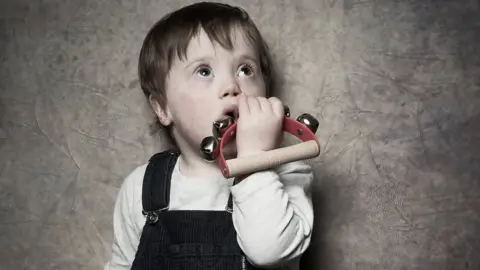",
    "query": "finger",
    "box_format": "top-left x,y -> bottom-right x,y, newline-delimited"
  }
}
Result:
247,95 -> 261,113
268,97 -> 284,118
258,97 -> 271,113
238,94 -> 249,116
